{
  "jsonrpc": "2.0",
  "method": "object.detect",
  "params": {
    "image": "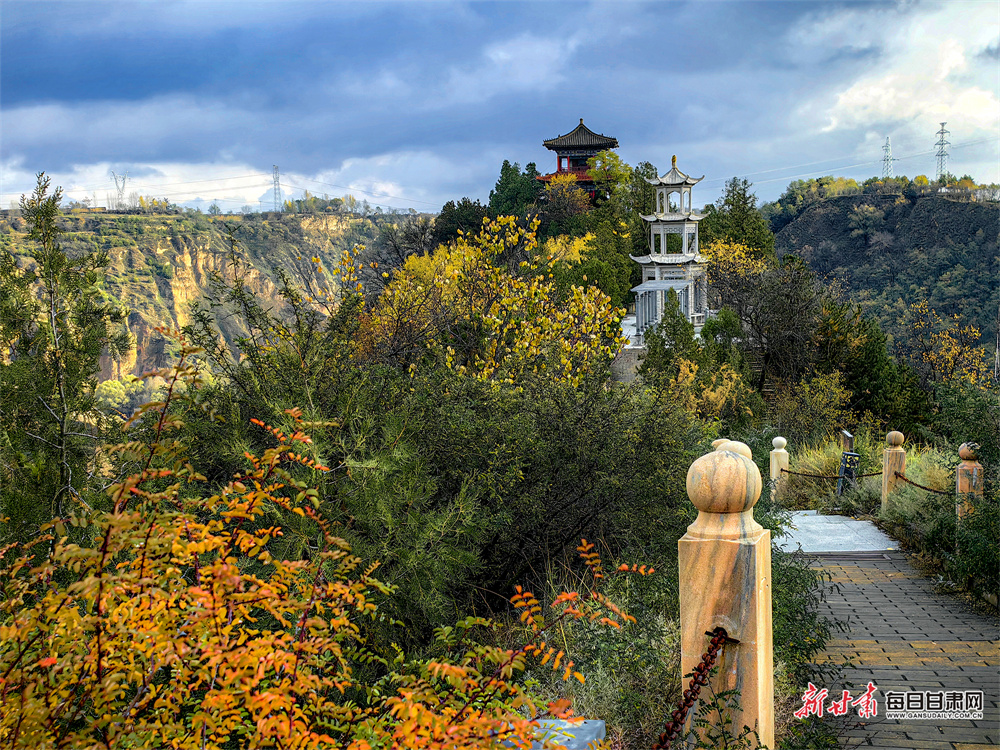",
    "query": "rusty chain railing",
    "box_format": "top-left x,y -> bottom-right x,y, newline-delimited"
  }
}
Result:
894,471 -> 952,495
781,468 -> 883,479
652,627 -> 738,750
